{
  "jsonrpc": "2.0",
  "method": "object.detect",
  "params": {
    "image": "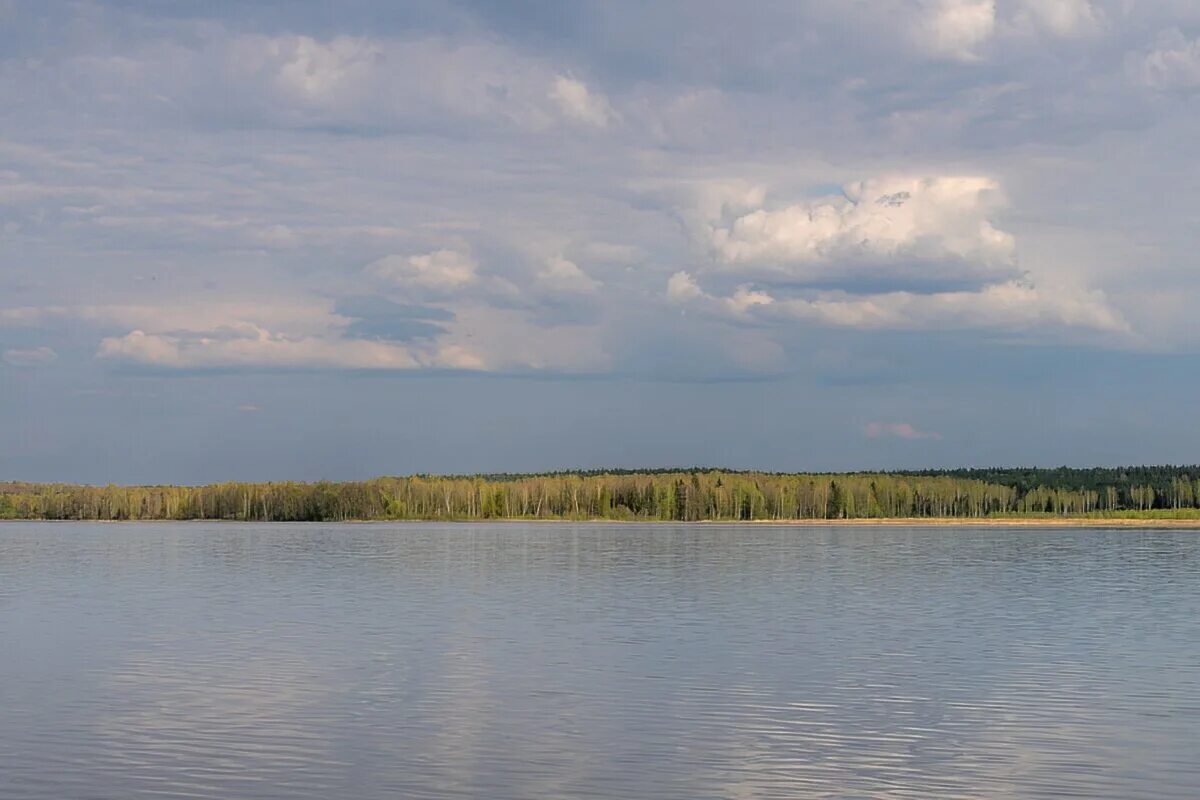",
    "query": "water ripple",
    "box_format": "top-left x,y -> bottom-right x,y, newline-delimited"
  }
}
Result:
1,522 -> 1198,798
